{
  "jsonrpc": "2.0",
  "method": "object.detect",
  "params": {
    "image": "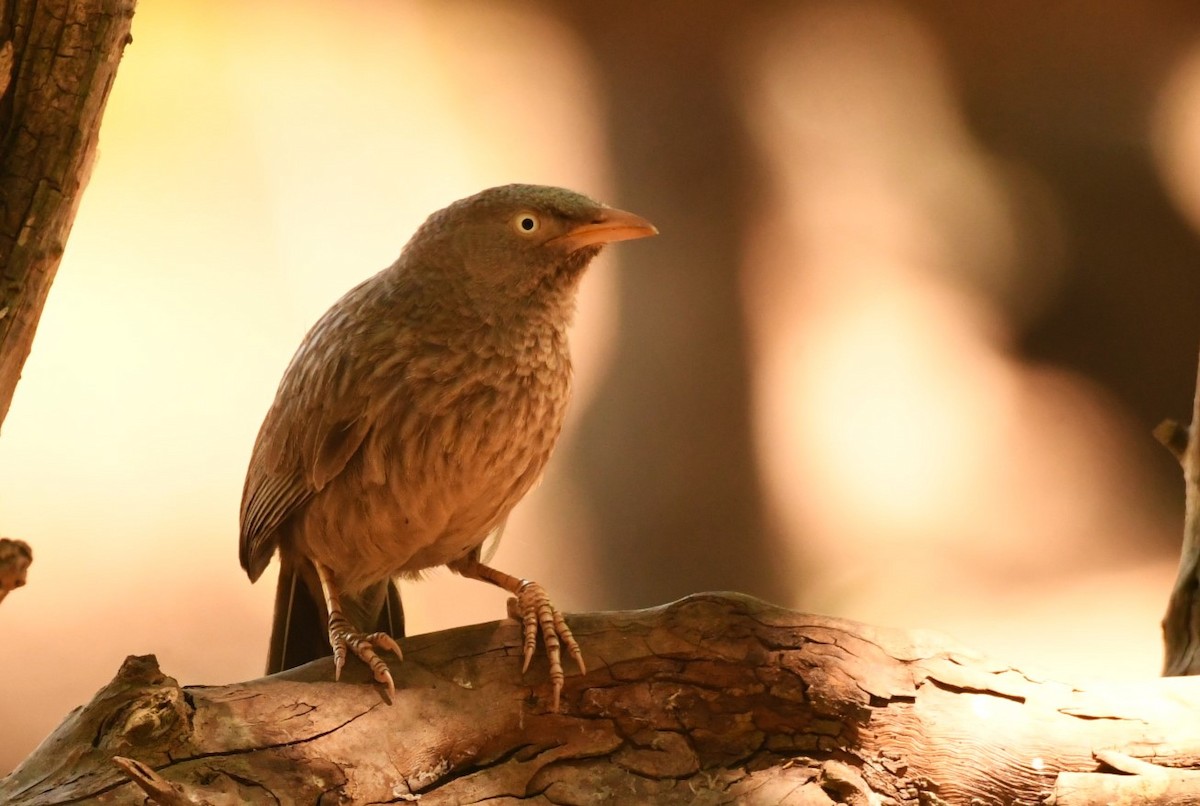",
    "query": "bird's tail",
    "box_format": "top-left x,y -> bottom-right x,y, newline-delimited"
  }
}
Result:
267,557 -> 405,674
